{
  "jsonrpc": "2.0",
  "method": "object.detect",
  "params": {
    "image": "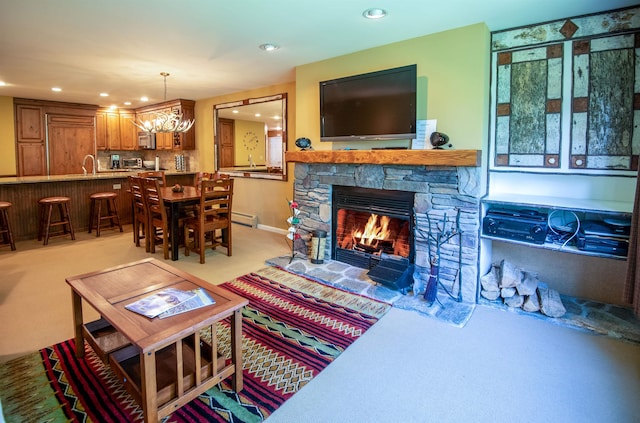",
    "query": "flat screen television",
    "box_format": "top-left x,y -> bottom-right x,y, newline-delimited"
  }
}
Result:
320,64 -> 417,142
